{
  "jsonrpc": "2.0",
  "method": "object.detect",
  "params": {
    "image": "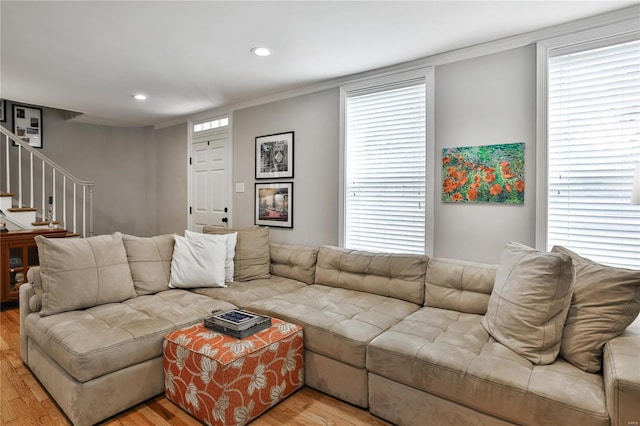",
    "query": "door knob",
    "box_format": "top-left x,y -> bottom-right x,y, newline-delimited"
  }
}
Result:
222,218 -> 228,223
